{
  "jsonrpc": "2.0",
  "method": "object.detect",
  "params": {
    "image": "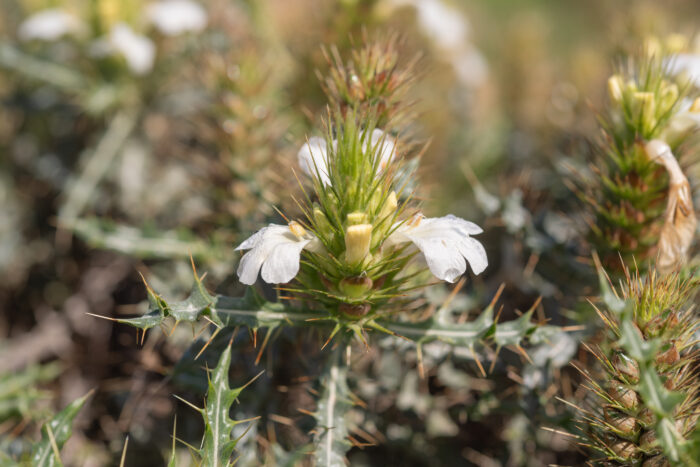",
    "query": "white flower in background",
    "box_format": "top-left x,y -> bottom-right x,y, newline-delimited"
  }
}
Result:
669,97 -> 700,131
18,9 -> 82,41
386,0 -> 488,88
146,0 -> 208,36
668,53 -> 700,87
110,23 -> 156,75
297,130 -> 396,185
236,222 -> 322,285
385,214 -> 487,282
297,137 -> 331,185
